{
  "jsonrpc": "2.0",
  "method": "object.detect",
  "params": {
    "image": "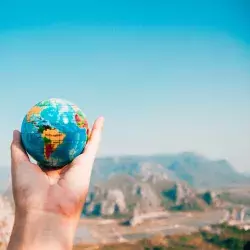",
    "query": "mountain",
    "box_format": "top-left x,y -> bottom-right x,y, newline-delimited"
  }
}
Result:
1,153 -> 246,193
83,152 -> 248,217
166,154 -> 246,188
90,152 -> 248,189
